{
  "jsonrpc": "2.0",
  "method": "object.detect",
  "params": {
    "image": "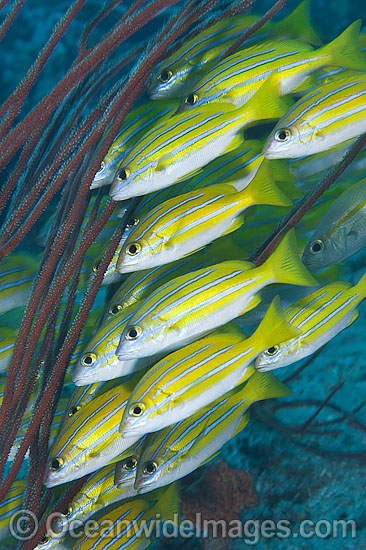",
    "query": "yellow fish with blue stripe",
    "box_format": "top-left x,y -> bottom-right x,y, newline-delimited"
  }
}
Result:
94,141 -> 271,283
70,483 -> 180,550
97,140 -> 291,282
74,272 -> 247,387
118,296 -> 298,438
0,479 -> 25,541
72,309 -> 153,386
92,234 -> 129,286
74,253 -> 232,386
119,139 -> 291,213
109,76 -> 289,201
37,464 -> 138,550
264,72 -> 366,159
134,372 -> 290,493
91,100 -> 179,188
116,161 -> 291,273
0,253 -> 39,314
71,498 -> 153,550
0,327 -> 16,373
99,235 -> 245,328
113,435 -> 149,488
149,0 -> 321,99
60,378 -> 122,424
256,273 -> 366,371
179,21 -> 365,111
44,374 -> 143,487
116,230 -> 317,360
